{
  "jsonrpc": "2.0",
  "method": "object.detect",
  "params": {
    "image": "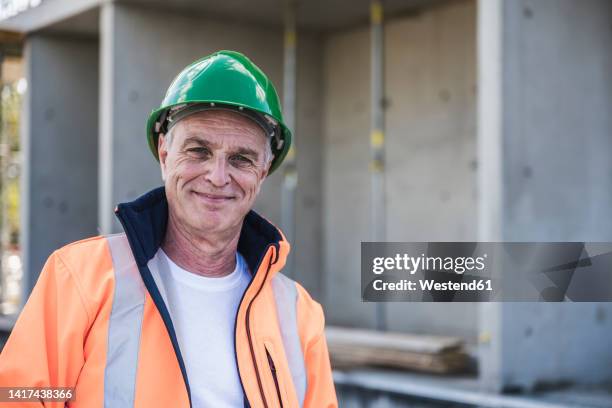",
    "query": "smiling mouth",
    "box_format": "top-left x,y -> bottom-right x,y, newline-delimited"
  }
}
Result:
192,191 -> 236,202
